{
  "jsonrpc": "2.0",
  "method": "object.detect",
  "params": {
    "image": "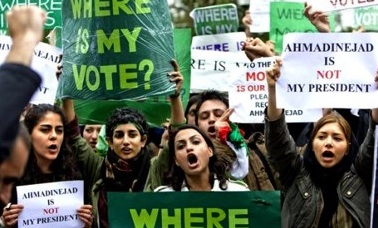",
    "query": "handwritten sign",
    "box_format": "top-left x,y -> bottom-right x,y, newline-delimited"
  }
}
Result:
229,57 -> 323,123
278,33 -> 378,109
308,0 -> 378,12
191,32 -> 246,52
270,2 -> 329,53
17,181 -> 84,228
0,36 -> 61,104
190,4 -> 239,35
190,49 -> 250,93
